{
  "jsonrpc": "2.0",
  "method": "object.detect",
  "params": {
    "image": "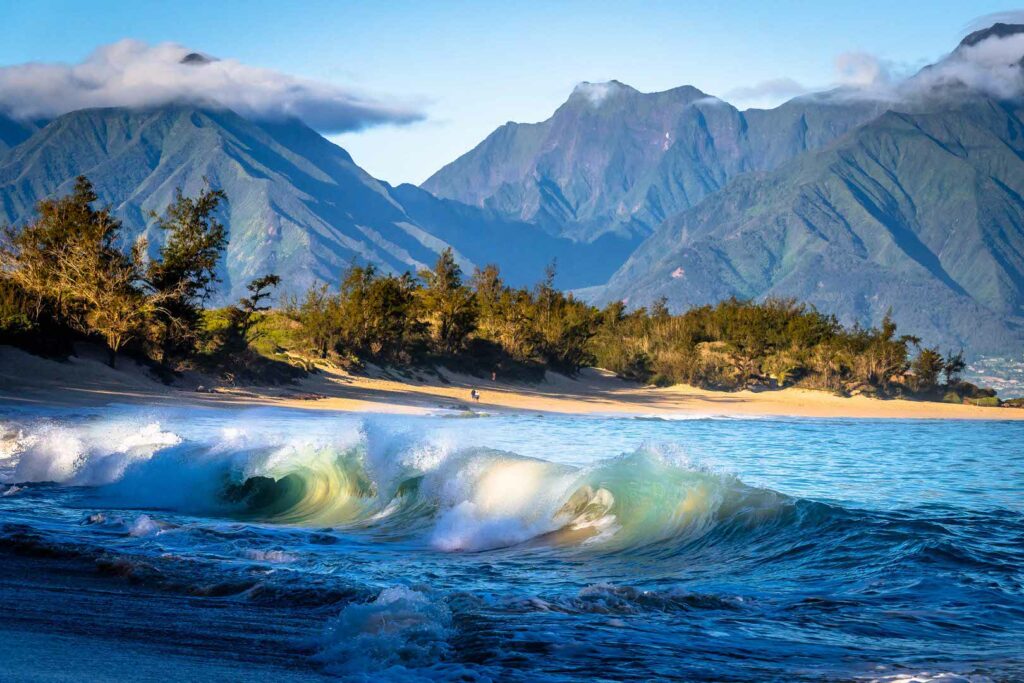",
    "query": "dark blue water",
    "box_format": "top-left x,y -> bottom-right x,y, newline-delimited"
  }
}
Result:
1,405 -> 1022,681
